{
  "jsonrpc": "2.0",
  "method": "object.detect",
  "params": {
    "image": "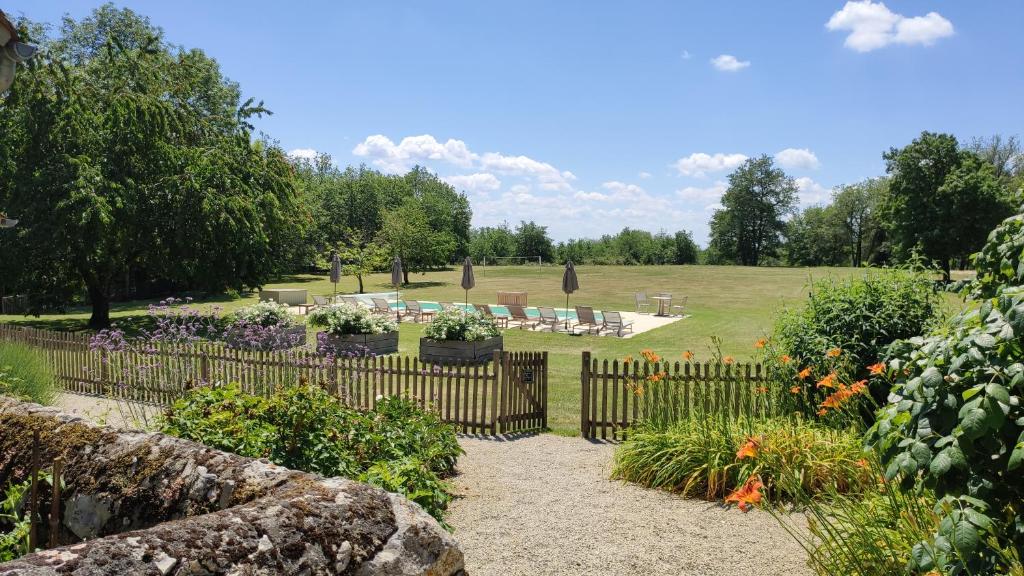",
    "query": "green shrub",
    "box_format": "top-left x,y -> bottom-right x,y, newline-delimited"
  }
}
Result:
423,308 -> 500,342
612,417 -> 872,504
866,289 -> 1024,573
0,343 -> 57,405
771,269 -> 941,410
161,383 -> 462,522
970,212 -> 1024,299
